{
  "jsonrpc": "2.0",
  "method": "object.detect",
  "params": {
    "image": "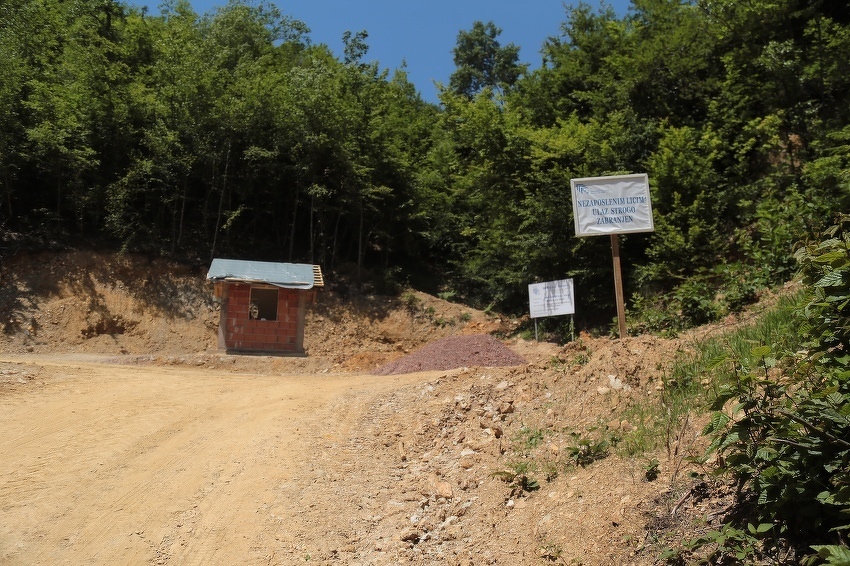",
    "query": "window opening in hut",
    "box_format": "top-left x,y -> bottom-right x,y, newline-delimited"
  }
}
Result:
250,287 -> 278,321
